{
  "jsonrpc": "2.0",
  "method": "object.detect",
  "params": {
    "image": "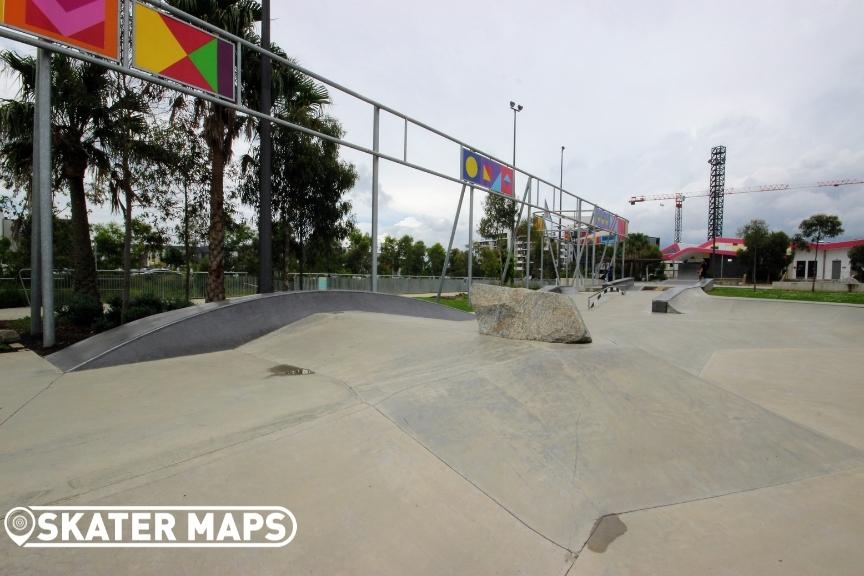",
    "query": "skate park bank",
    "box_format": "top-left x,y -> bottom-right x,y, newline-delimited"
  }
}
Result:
1,287 -> 863,575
